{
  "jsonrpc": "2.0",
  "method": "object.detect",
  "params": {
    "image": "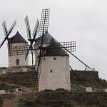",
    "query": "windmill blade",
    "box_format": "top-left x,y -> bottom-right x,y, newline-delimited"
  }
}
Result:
68,51 -> 91,70
42,9 -> 49,33
36,50 -> 42,75
2,20 -> 16,37
0,38 -> 7,48
25,16 -> 31,41
36,33 -> 44,75
31,49 -> 34,65
43,10 -> 47,26
0,20 -> 16,48
60,43 -> 91,70
2,21 -> 8,37
25,44 -> 34,61
25,44 -> 32,60
38,8 -> 50,37
25,49 -> 29,60
32,19 -> 39,40
0,21 -> 8,48
7,20 -> 16,36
